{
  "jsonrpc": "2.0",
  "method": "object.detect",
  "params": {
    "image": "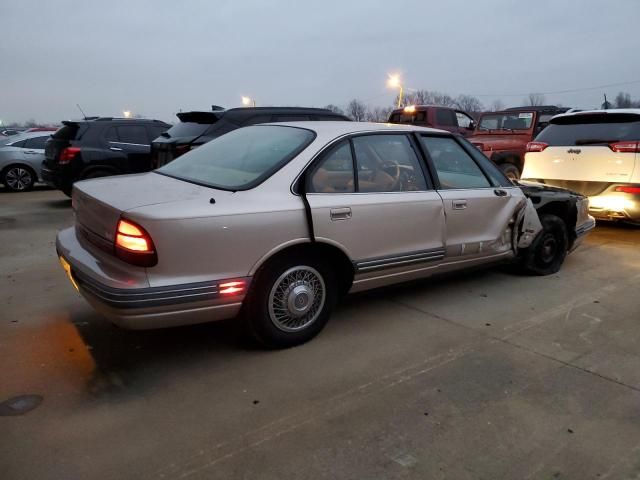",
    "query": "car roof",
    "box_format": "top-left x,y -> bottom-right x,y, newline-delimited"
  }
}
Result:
259,120 -> 448,136
176,107 -> 350,123
2,130 -> 53,142
551,108 -> 640,118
